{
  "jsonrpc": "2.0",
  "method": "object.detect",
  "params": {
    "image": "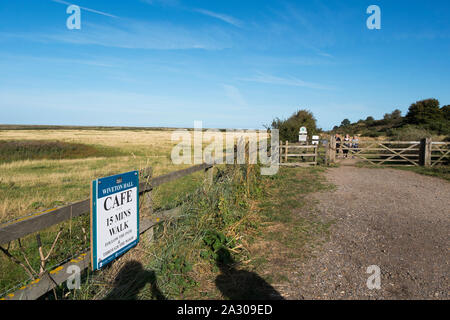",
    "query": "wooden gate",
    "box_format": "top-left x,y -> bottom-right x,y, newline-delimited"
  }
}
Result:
342,140 -> 420,166
431,142 -> 450,167
280,141 -> 318,167
328,137 -> 449,167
